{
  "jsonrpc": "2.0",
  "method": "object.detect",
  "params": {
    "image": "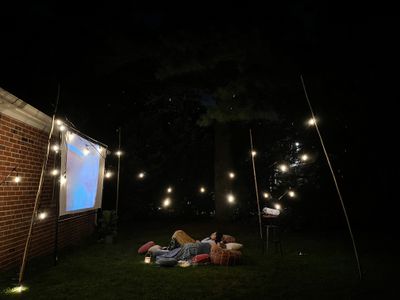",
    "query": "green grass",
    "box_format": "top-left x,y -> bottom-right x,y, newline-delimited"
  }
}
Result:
0,220 -> 395,299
